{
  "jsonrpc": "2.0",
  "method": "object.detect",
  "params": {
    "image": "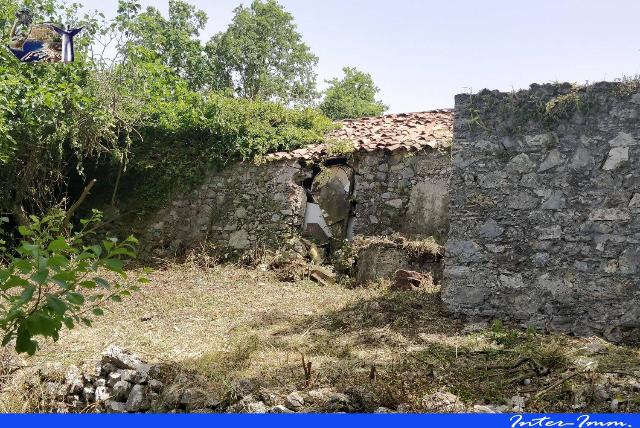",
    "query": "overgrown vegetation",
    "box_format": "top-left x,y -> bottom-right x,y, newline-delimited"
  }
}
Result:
0,210 -> 146,355
0,0 -> 359,227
